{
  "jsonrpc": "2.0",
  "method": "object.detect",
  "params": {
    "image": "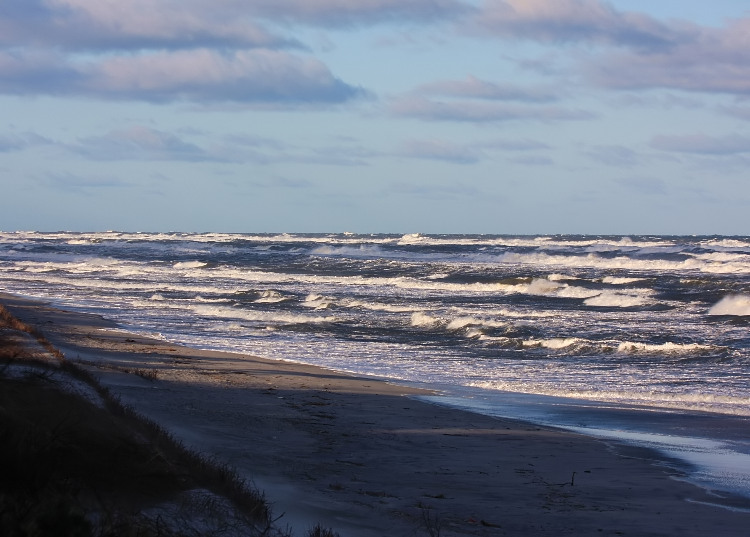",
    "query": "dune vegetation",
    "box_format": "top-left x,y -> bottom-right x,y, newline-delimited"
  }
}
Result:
0,304 -> 337,537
